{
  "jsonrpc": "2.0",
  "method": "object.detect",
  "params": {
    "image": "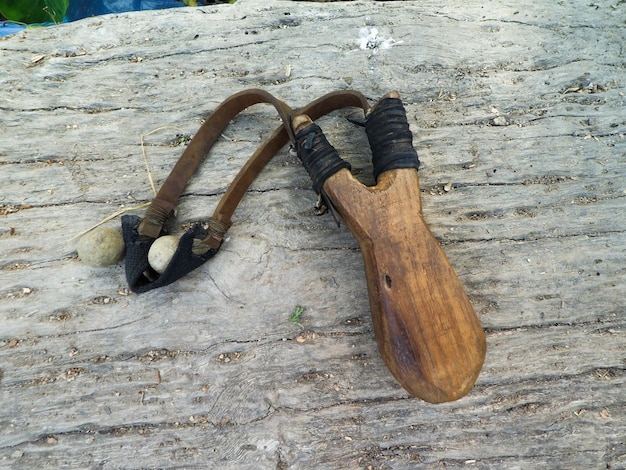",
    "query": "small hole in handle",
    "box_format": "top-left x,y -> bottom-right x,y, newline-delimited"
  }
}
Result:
384,274 -> 392,288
